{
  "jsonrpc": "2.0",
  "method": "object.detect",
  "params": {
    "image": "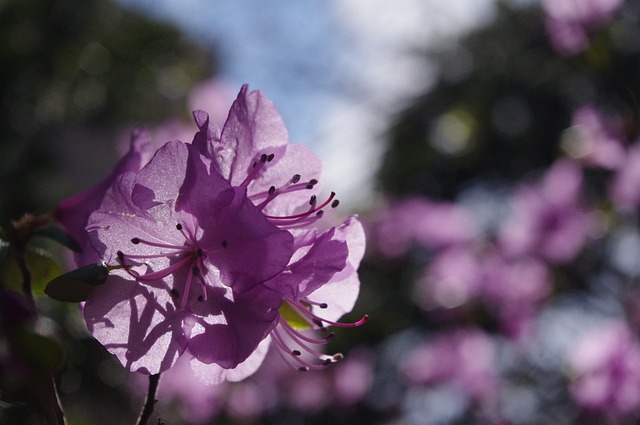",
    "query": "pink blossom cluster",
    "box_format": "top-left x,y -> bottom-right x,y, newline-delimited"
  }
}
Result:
368,104 -> 640,421
55,84 -> 366,385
